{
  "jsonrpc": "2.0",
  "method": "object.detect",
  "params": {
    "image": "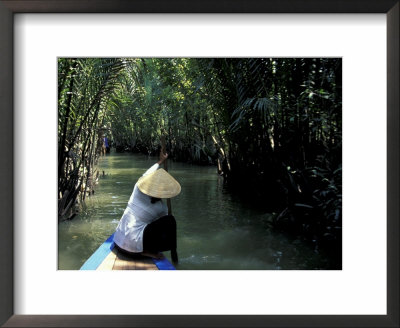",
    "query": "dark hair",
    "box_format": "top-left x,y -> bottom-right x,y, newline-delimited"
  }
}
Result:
150,197 -> 161,204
